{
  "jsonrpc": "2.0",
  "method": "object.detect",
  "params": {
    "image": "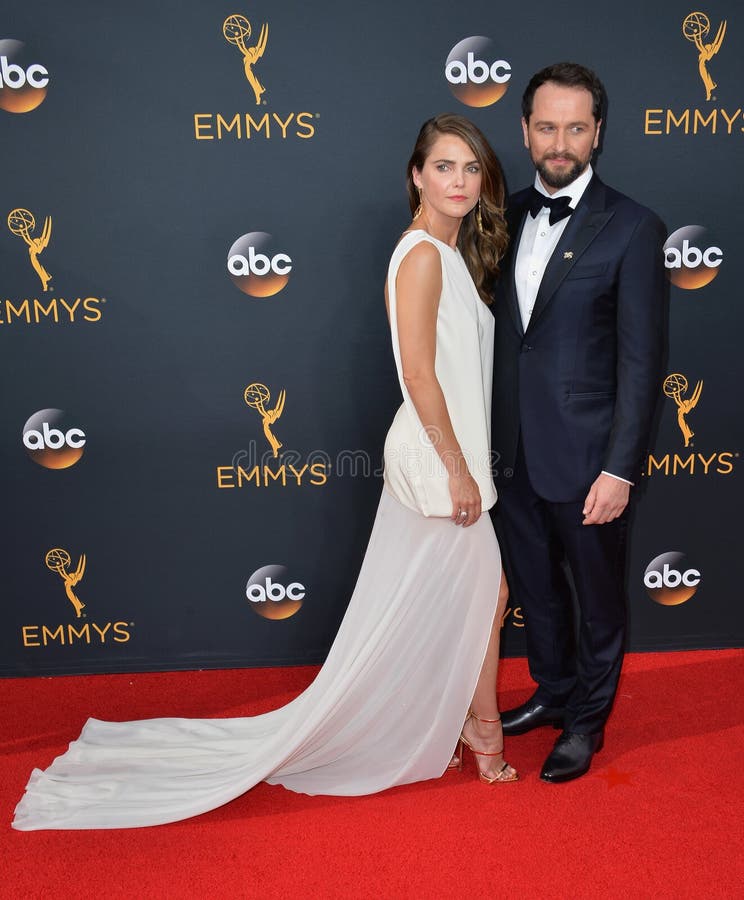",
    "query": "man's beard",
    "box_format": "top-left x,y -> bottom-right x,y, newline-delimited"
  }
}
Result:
535,153 -> 588,190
